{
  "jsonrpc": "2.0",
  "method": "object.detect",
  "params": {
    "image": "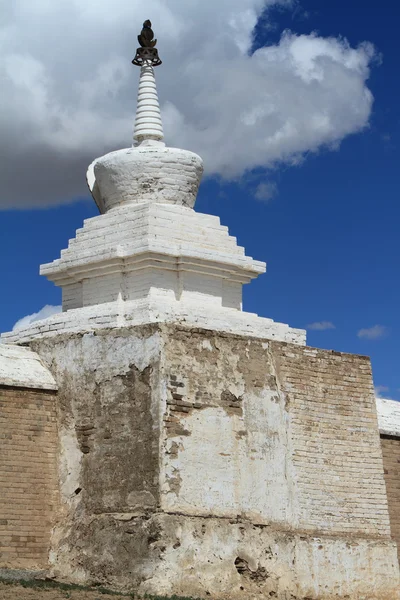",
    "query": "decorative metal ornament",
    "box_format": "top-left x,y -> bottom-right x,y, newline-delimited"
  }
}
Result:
132,20 -> 162,67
